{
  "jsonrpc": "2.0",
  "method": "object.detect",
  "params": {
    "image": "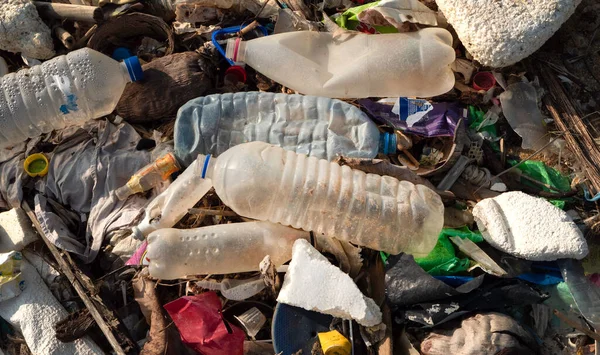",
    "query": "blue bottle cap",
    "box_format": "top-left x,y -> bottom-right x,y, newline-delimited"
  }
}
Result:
124,56 -> 144,82
379,132 -> 398,155
112,47 -> 133,61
